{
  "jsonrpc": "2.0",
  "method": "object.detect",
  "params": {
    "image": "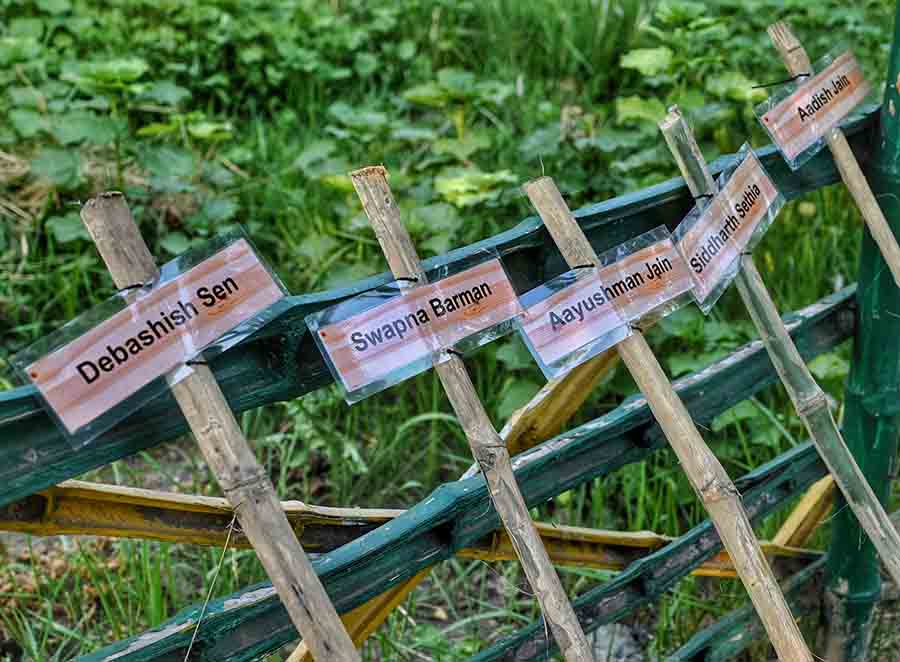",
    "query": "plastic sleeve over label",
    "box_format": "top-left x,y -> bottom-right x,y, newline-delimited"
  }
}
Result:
14,234 -> 286,444
517,226 -> 691,378
675,147 -> 784,312
517,268 -> 630,378
757,49 -> 870,167
308,255 -> 522,401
